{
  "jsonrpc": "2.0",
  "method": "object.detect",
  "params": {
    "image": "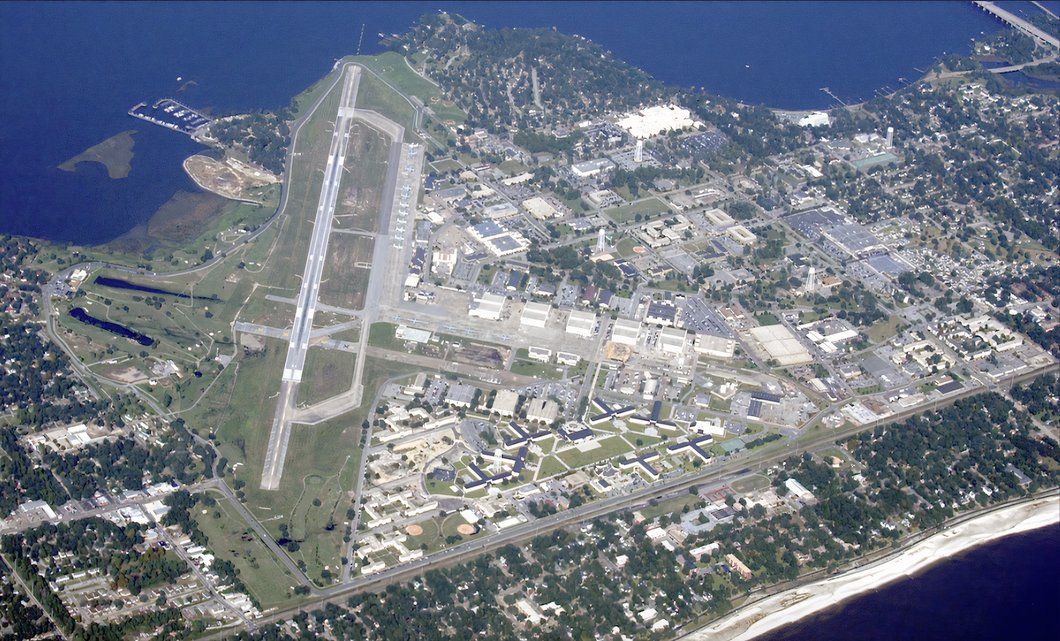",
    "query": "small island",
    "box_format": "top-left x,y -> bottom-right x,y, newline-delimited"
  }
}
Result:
57,129 -> 136,179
